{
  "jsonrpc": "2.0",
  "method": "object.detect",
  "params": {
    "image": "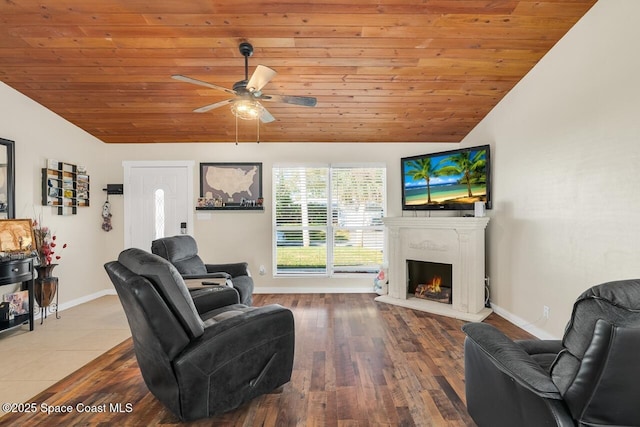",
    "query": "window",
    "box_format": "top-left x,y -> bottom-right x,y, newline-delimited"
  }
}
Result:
273,164 -> 386,276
